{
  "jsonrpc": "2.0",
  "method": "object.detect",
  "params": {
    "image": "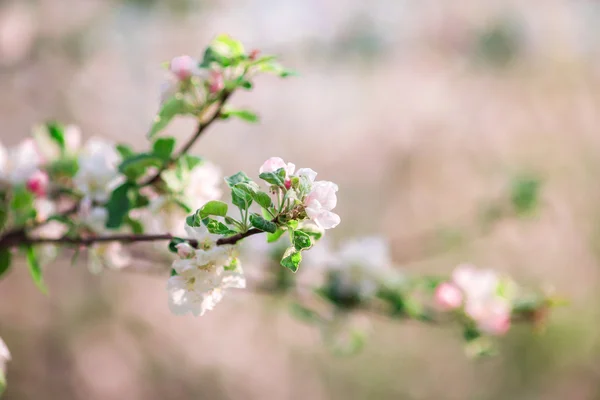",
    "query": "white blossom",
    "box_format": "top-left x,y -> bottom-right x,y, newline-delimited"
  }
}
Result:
88,242 -> 131,274
305,181 -> 340,229
0,139 -> 43,184
328,236 -> 400,299
167,223 -> 245,316
147,162 -> 222,238
73,137 -> 121,203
